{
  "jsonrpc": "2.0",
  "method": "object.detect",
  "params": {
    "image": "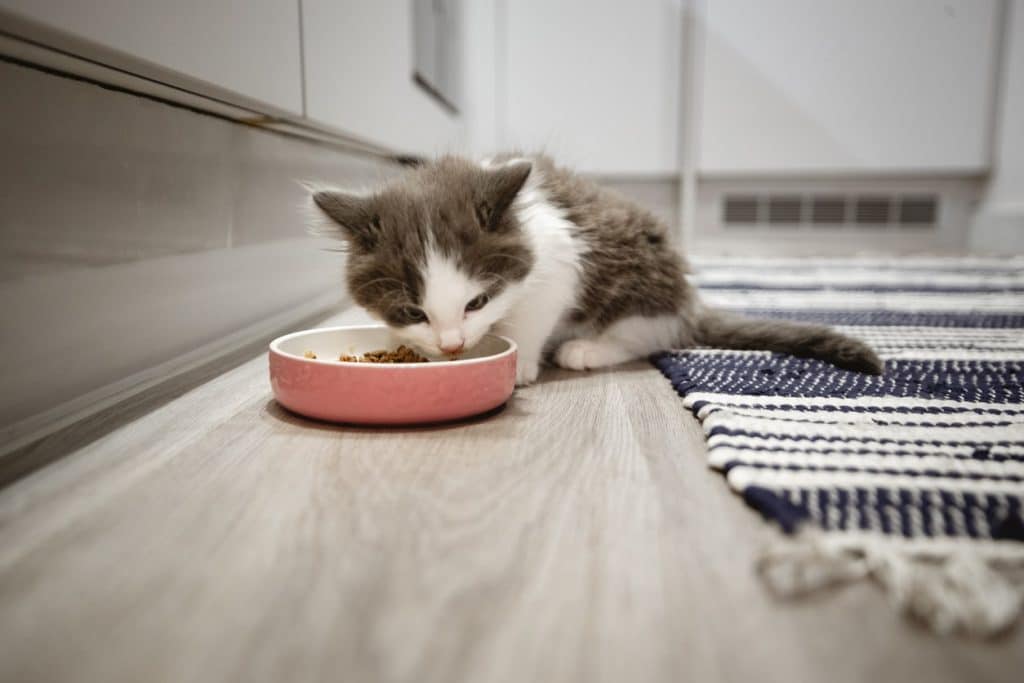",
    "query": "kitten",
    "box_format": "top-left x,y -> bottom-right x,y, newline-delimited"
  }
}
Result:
309,154 -> 883,385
